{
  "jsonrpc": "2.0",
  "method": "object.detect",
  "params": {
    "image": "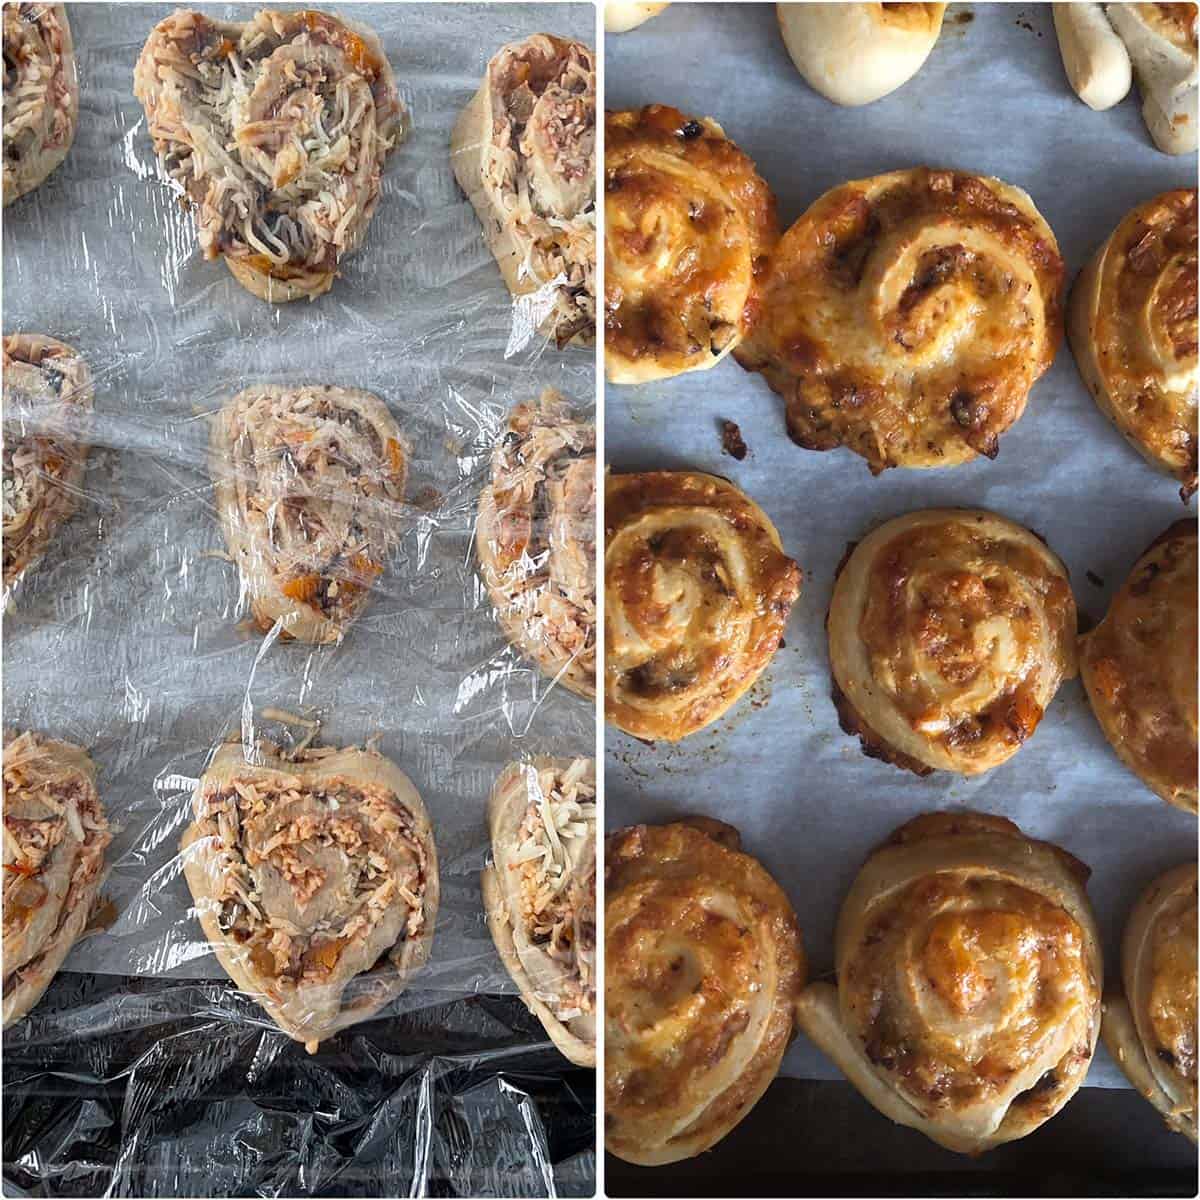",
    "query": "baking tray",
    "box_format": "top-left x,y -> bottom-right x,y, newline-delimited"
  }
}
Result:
3,3 -> 597,1196
604,0 -> 1197,1180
